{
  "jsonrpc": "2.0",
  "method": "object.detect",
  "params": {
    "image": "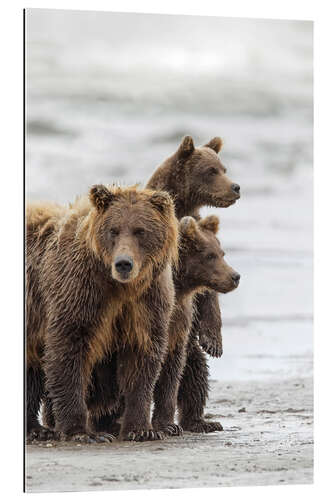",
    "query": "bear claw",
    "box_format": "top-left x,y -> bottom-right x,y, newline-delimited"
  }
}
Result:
200,339 -> 223,358
124,430 -> 164,442
27,426 -> 60,443
164,423 -> 183,436
182,420 -> 223,433
66,432 -> 115,443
